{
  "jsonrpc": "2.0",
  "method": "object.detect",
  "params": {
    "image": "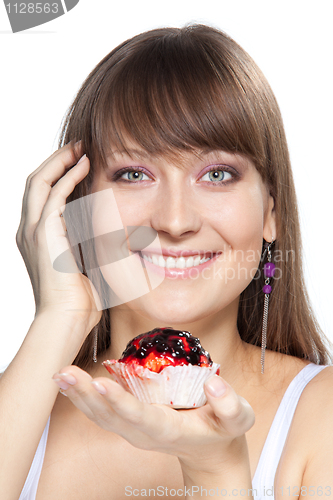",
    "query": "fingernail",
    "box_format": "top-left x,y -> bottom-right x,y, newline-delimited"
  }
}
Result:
53,378 -> 70,391
206,376 -> 227,398
77,154 -> 87,164
59,372 -> 77,385
91,381 -> 107,395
